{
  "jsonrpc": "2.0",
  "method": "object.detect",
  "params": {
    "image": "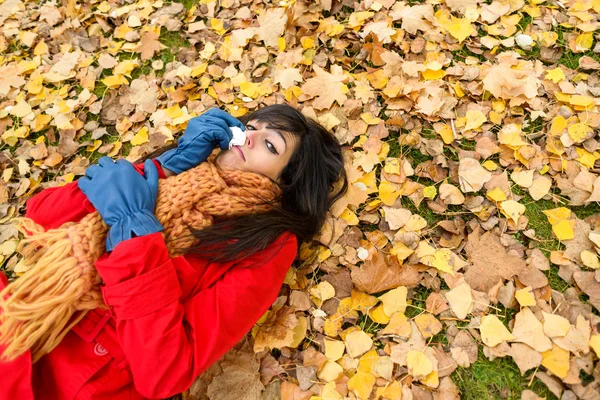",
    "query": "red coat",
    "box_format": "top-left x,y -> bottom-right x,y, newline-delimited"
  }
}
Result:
0,160 -> 297,399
